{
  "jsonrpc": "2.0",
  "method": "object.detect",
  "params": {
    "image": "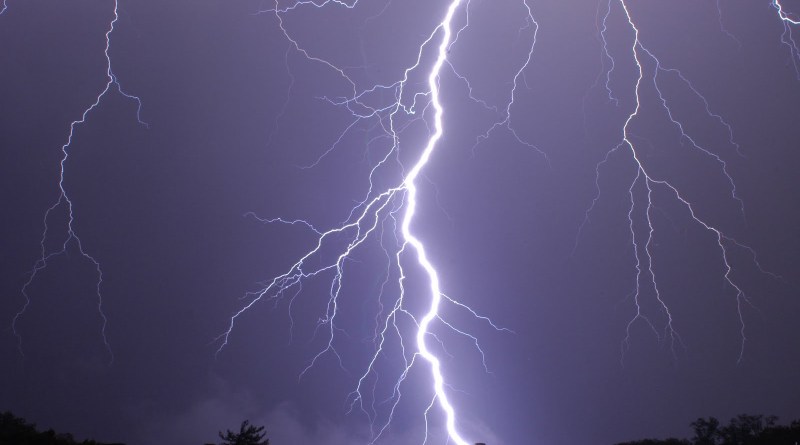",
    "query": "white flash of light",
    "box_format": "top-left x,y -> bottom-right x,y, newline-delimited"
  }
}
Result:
220,0 -> 500,442
399,0 -> 468,443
